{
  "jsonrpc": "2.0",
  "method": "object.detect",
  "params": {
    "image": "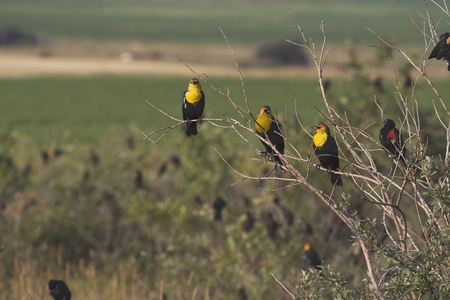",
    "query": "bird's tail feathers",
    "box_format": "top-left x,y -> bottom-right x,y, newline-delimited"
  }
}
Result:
331,173 -> 343,186
186,123 -> 198,137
